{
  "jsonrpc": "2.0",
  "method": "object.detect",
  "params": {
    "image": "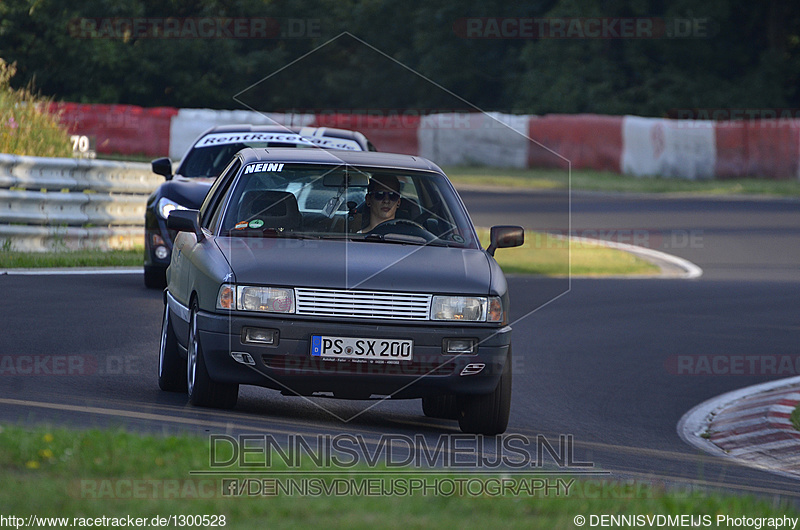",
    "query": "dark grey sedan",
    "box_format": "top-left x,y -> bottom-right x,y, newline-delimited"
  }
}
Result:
159,148 -> 523,435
